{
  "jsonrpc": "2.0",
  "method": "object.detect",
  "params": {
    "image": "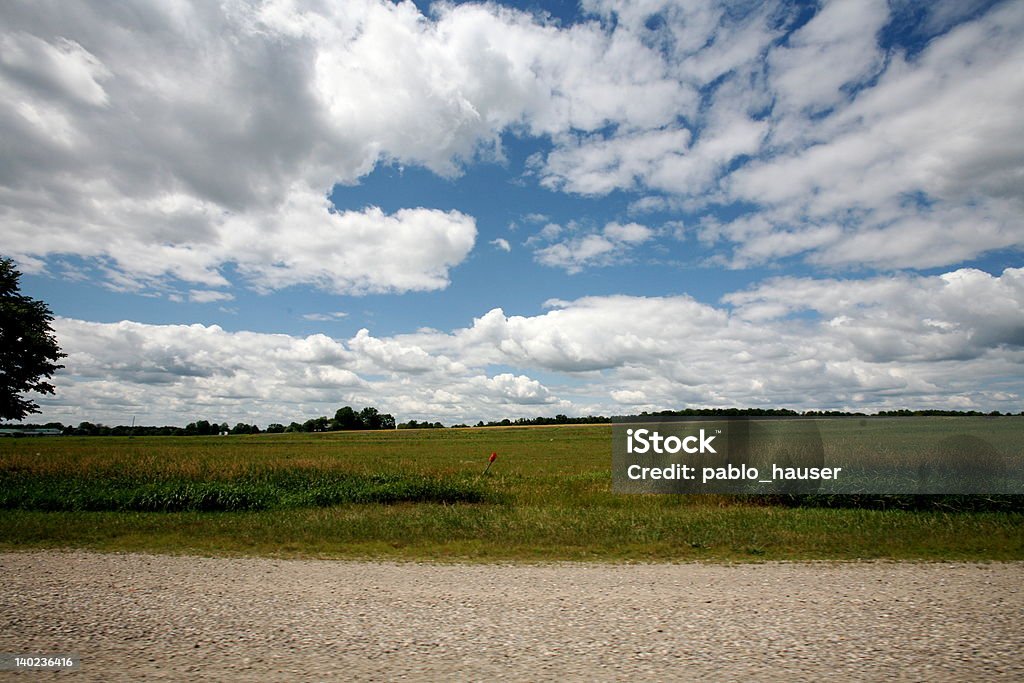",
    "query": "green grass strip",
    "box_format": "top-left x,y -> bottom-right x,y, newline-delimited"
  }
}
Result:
0,471 -> 492,512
